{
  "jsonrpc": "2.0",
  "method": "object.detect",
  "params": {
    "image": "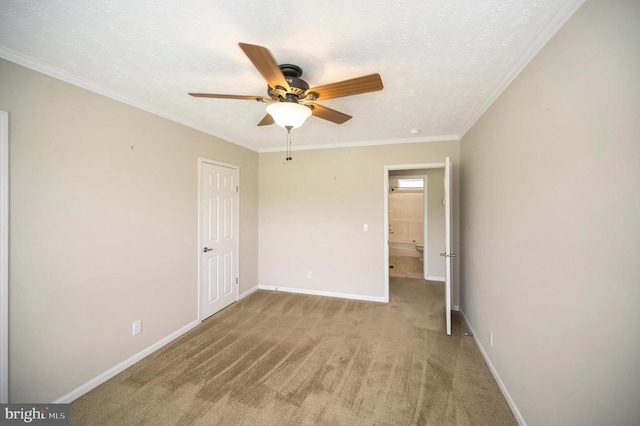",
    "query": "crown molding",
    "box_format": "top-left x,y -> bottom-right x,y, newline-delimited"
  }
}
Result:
0,47 -> 258,152
258,134 -> 460,153
458,0 -> 586,138
1,0 -> 586,154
